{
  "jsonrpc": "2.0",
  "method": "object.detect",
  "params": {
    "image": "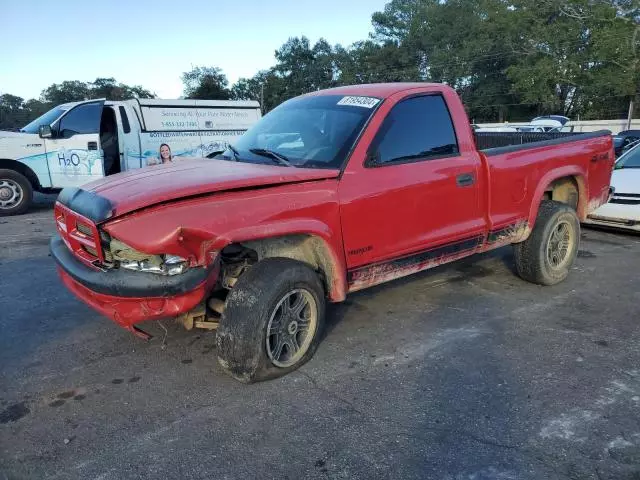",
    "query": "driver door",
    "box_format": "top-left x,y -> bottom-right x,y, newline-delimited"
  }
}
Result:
45,100 -> 105,188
